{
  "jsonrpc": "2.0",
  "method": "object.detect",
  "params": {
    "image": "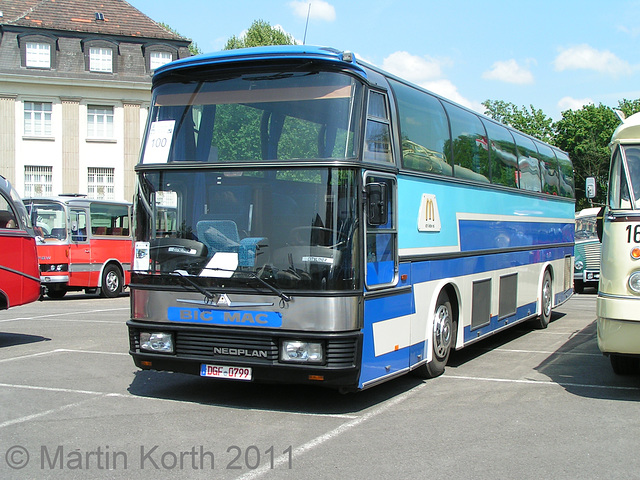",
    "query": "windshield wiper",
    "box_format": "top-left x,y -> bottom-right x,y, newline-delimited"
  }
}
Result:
171,271 -> 216,300
199,266 -> 291,304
